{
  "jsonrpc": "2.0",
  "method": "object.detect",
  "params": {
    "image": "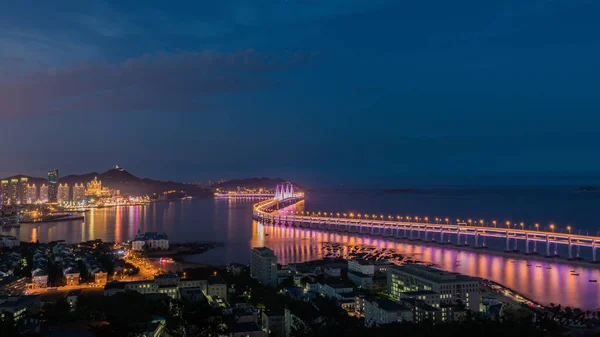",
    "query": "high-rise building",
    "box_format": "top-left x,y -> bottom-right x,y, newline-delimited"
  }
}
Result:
57,184 -> 70,204
10,179 -> 19,204
48,169 -> 59,203
26,184 -> 37,203
19,177 -> 28,204
250,247 -> 278,287
39,184 -> 49,203
73,183 -> 85,202
1,180 -> 8,204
